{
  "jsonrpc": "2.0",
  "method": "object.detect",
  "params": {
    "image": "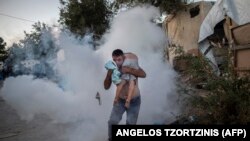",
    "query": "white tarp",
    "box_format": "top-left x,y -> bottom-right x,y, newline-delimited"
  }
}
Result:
198,0 -> 250,75
199,0 -> 250,42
